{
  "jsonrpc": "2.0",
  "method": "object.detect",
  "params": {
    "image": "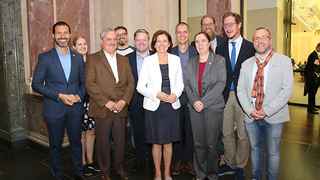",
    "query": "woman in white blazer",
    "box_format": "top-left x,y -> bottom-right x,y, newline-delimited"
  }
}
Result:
137,30 -> 184,180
